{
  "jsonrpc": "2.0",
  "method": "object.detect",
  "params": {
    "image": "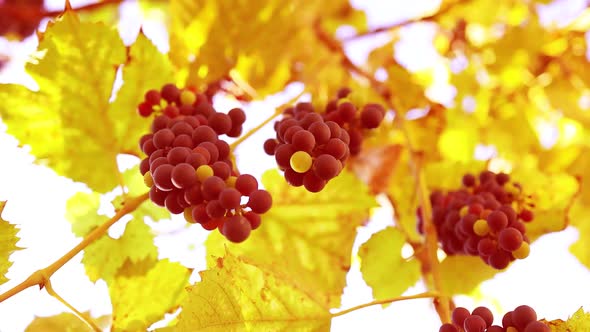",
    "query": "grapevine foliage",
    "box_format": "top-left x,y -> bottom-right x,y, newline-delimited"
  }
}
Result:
0,1 -> 589,331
